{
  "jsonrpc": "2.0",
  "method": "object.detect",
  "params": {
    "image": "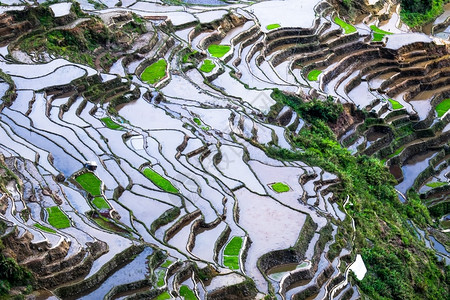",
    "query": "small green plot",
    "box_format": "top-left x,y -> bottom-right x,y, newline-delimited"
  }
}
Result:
161,259 -> 173,268
200,59 -> 215,73
370,25 -> 393,35
426,182 -> 448,188
223,255 -> 239,270
156,269 -> 166,287
224,236 -> 243,256
193,117 -> 201,125
75,172 -> 102,196
208,44 -> 230,58
369,26 -> 392,42
93,196 -> 111,210
101,117 -> 122,130
271,182 -> 290,193
266,23 -> 281,30
307,69 -> 322,81
179,285 -> 197,300
34,223 -> 56,234
334,17 -> 357,34
155,292 -> 171,300
46,206 -> 71,229
388,146 -> 404,158
143,168 -> 178,193
141,59 -> 167,84
388,98 -> 403,110
436,98 -> 450,117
